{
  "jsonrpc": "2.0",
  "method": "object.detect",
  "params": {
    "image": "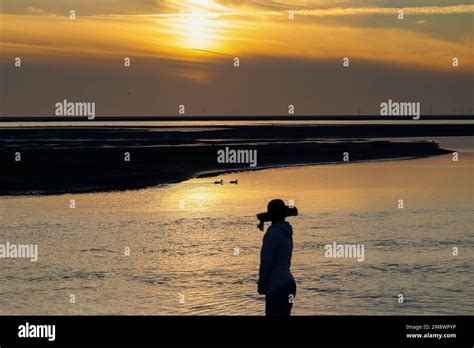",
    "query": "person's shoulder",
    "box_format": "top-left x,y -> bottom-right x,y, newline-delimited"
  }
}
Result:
265,225 -> 280,237
268,222 -> 293,237
271,221 -> 292,229
266,223 -> 290,235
